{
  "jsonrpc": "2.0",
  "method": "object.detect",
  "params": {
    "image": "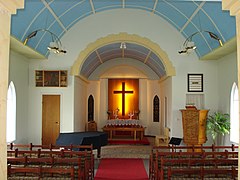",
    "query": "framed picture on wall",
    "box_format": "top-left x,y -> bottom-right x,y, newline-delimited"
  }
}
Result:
188,74 -> 203,92
35,70 -> 68,87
